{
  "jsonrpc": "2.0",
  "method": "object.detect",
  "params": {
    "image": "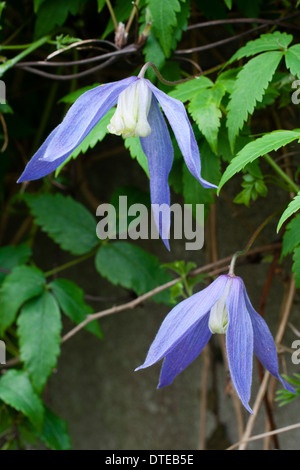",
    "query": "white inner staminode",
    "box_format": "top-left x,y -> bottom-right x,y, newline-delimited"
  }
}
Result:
208,279 -> 232,334
107,79 -> 152,138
